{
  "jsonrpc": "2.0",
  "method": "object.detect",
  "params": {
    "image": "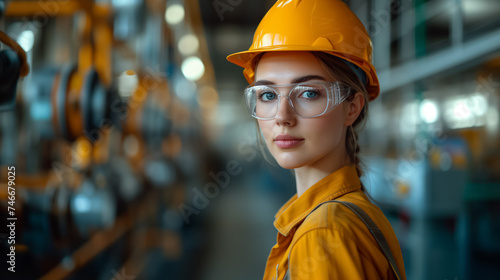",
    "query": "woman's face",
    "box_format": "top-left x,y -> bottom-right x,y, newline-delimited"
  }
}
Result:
255,51 -> 353,170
